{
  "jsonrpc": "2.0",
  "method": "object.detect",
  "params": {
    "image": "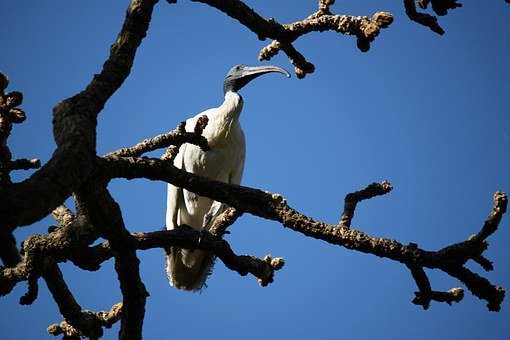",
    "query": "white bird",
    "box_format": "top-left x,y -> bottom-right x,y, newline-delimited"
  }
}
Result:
165,64 -> 290,291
